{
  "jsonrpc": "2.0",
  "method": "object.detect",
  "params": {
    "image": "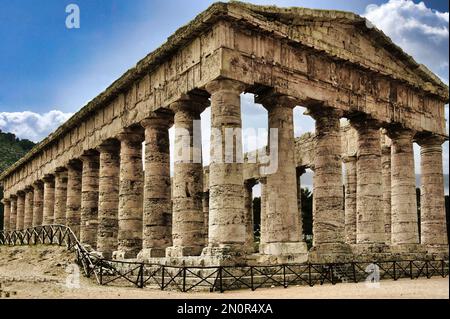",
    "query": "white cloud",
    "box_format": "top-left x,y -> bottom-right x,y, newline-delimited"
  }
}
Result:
363,0 -> 449,83
0,110 -> 73,143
